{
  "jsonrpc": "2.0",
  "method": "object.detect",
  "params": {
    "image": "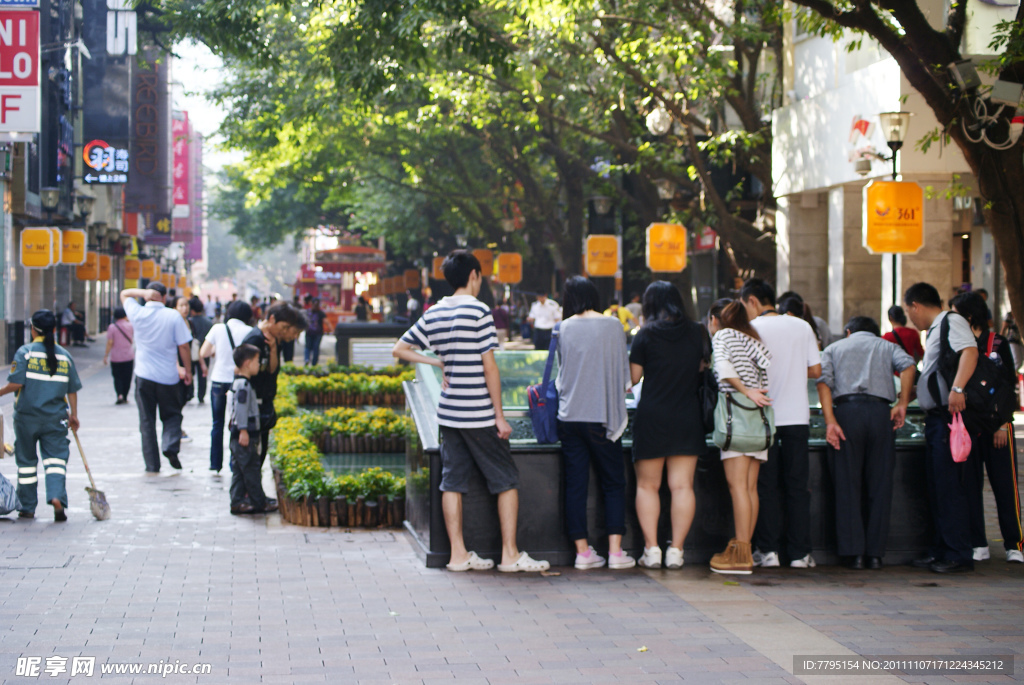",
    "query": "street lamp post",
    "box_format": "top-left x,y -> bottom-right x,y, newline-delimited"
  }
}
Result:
877,111 -> 912,307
